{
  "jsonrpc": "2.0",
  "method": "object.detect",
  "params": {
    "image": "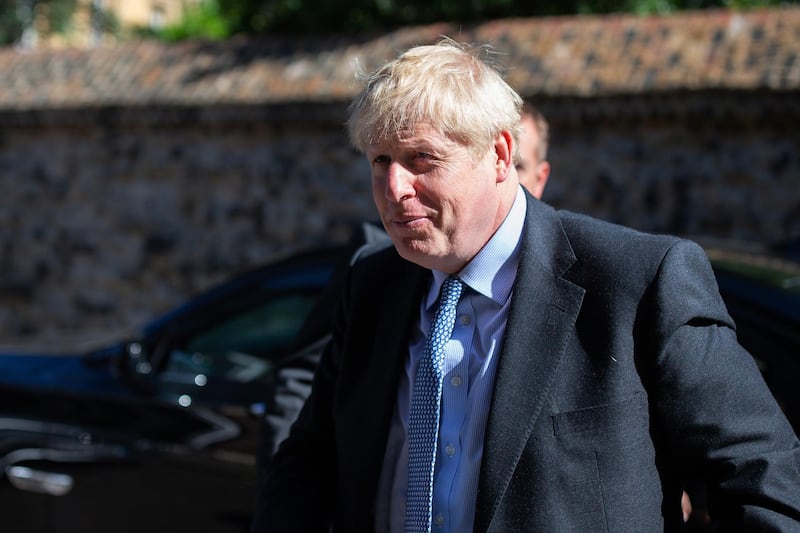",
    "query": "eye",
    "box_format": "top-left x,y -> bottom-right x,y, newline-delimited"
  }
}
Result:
409,152 -> 438,169
372,155 -> 390,165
